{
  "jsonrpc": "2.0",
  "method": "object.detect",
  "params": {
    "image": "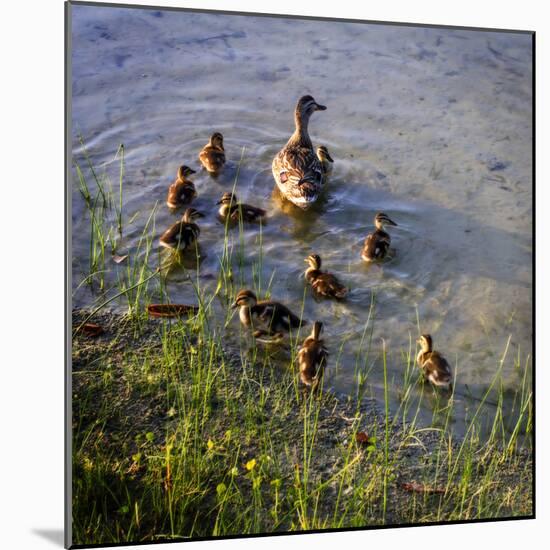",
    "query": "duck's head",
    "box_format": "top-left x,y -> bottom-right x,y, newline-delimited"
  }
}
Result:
304,254 -> 322,270
177,165 -> 196,180
231,289 -> 257,309
295,95 -> 327,120
182,207 -> 205,223
310,320 -> 324,341
374,212 -> 398,229
209,132 -> 224,150
217,192 -> 237,205
316,146 -> 334,163
417,334 -> 433,352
